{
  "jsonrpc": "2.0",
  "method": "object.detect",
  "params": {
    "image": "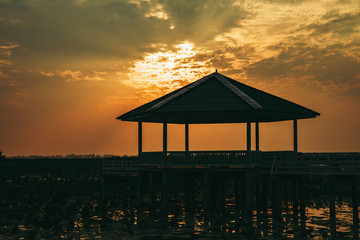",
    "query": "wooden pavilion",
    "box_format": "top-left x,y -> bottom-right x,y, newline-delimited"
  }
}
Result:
107,73 -> 360,235
117,71 -> 320,168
